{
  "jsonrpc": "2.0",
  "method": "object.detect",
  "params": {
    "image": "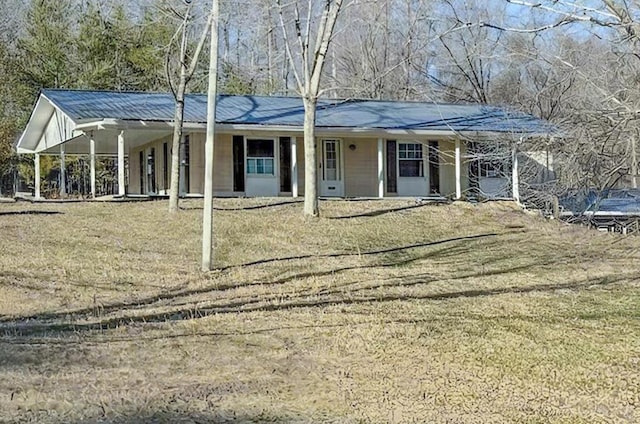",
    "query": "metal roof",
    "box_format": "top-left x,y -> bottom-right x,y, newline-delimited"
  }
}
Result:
41,89 -> 554,134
